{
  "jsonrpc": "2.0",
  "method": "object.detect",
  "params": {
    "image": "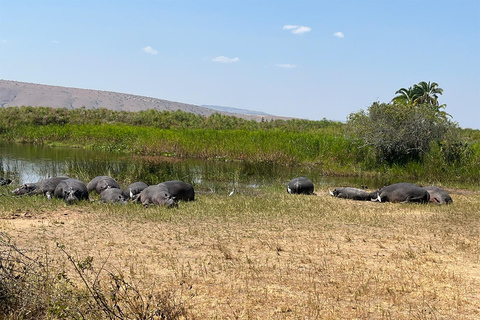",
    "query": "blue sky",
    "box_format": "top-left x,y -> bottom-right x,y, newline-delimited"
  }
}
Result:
1,0 -> 479,129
